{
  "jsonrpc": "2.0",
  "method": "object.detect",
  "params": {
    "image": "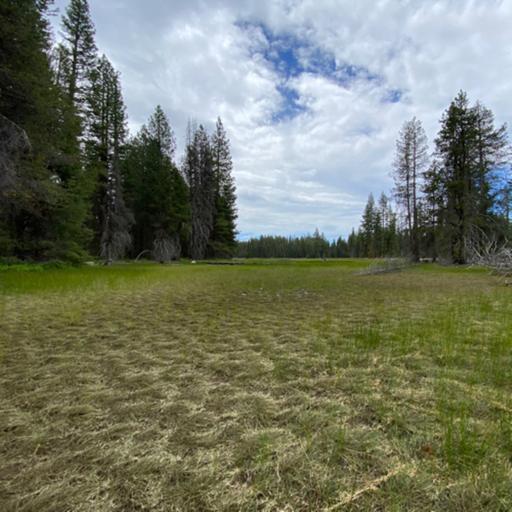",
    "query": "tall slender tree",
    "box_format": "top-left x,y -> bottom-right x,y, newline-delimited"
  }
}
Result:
360,194 -> 377,257
210,117 -> 237,257
183,124 -> 216,260
61,0 -> 97,108
86,56 -> 132,261
393,117 -> 429,261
